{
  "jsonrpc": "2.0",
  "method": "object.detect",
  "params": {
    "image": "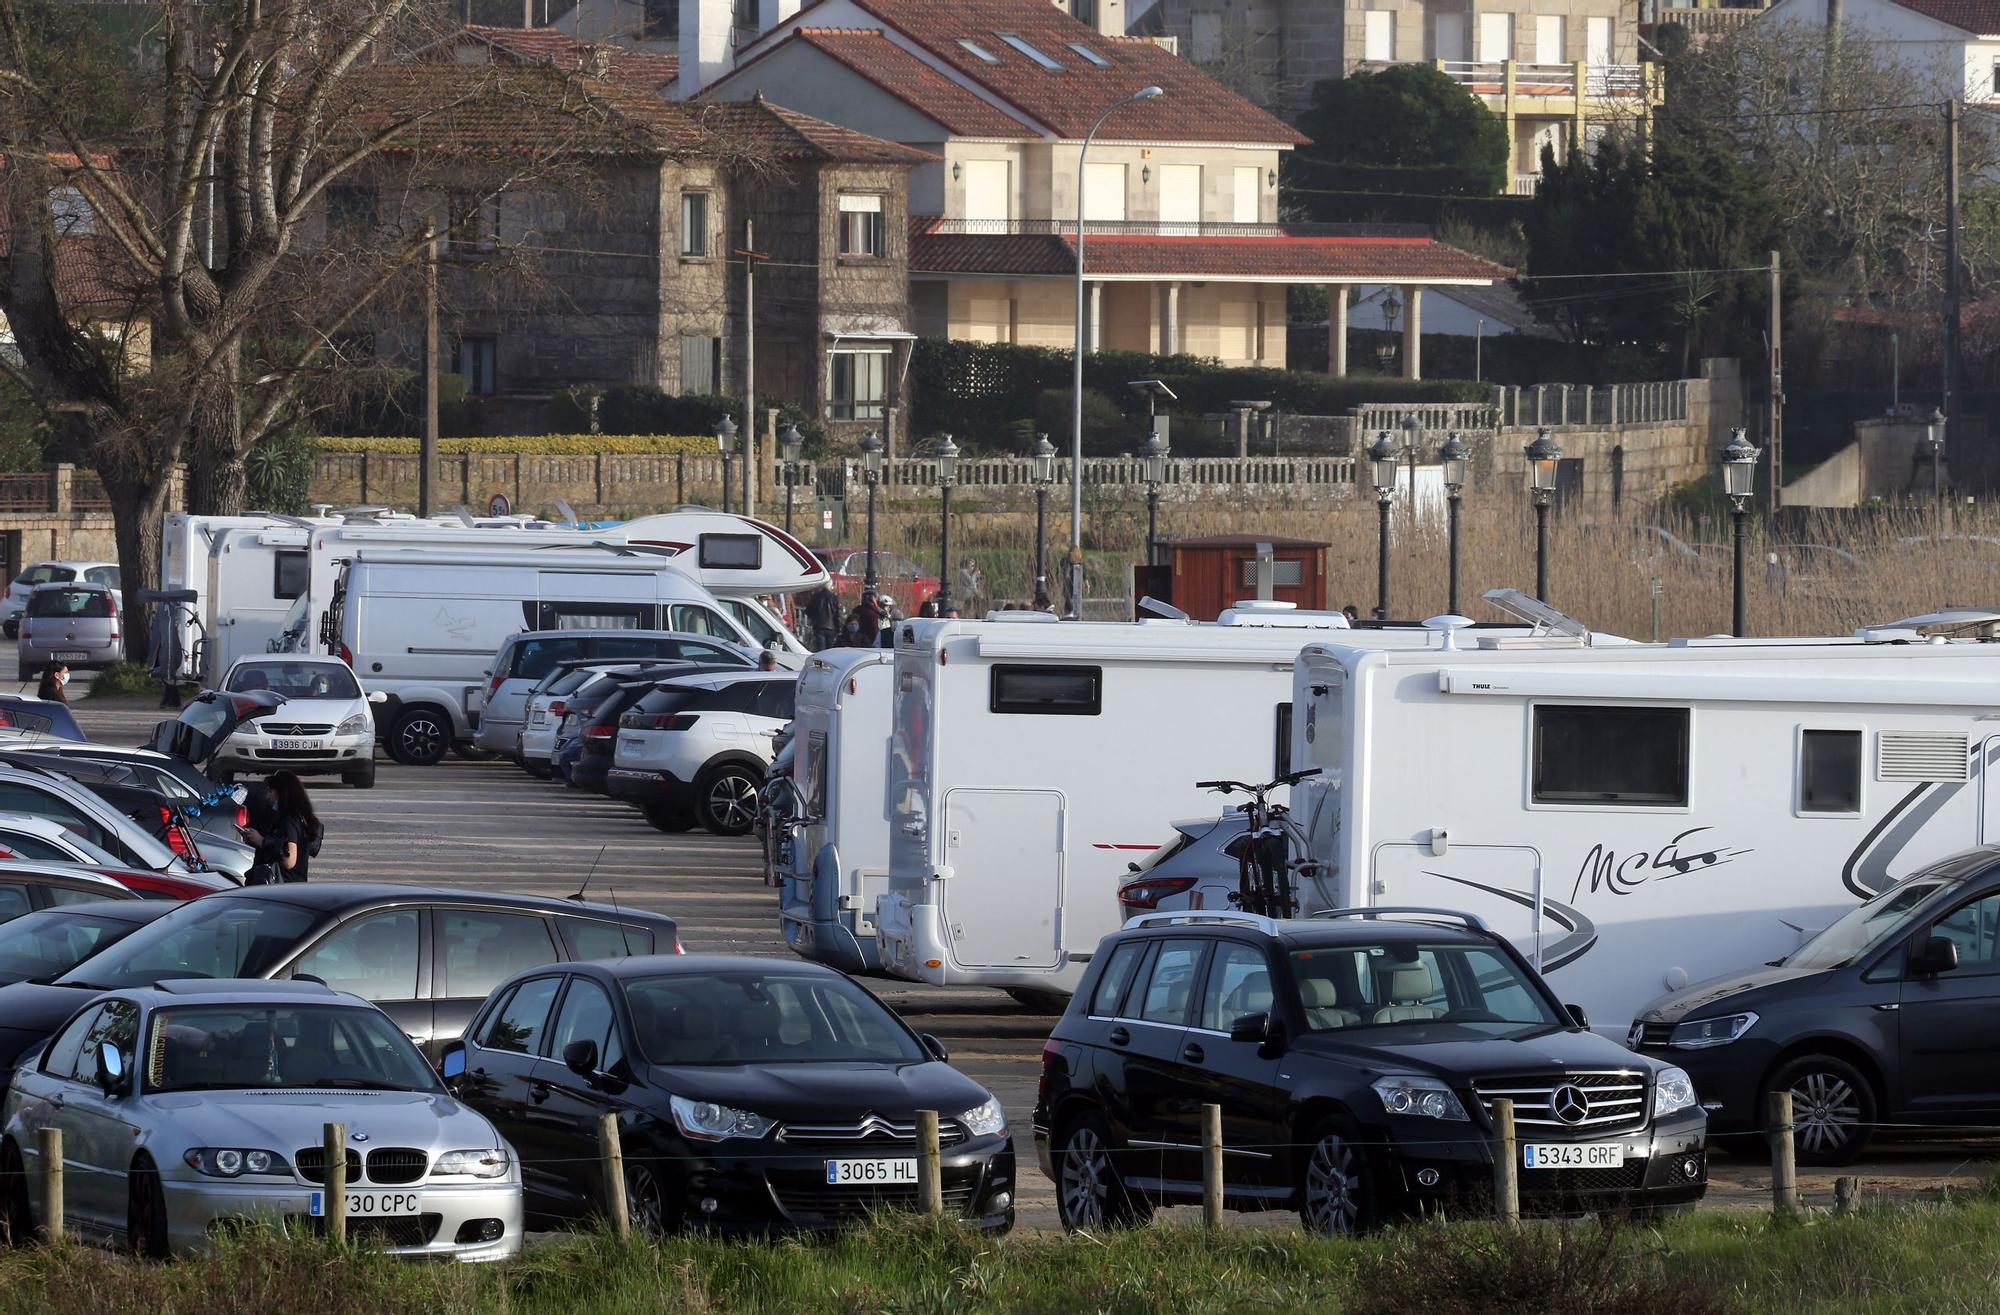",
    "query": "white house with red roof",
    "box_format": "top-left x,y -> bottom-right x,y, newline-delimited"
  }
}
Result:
1762,0 -> 2000,99
689,0 -> 1509,383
